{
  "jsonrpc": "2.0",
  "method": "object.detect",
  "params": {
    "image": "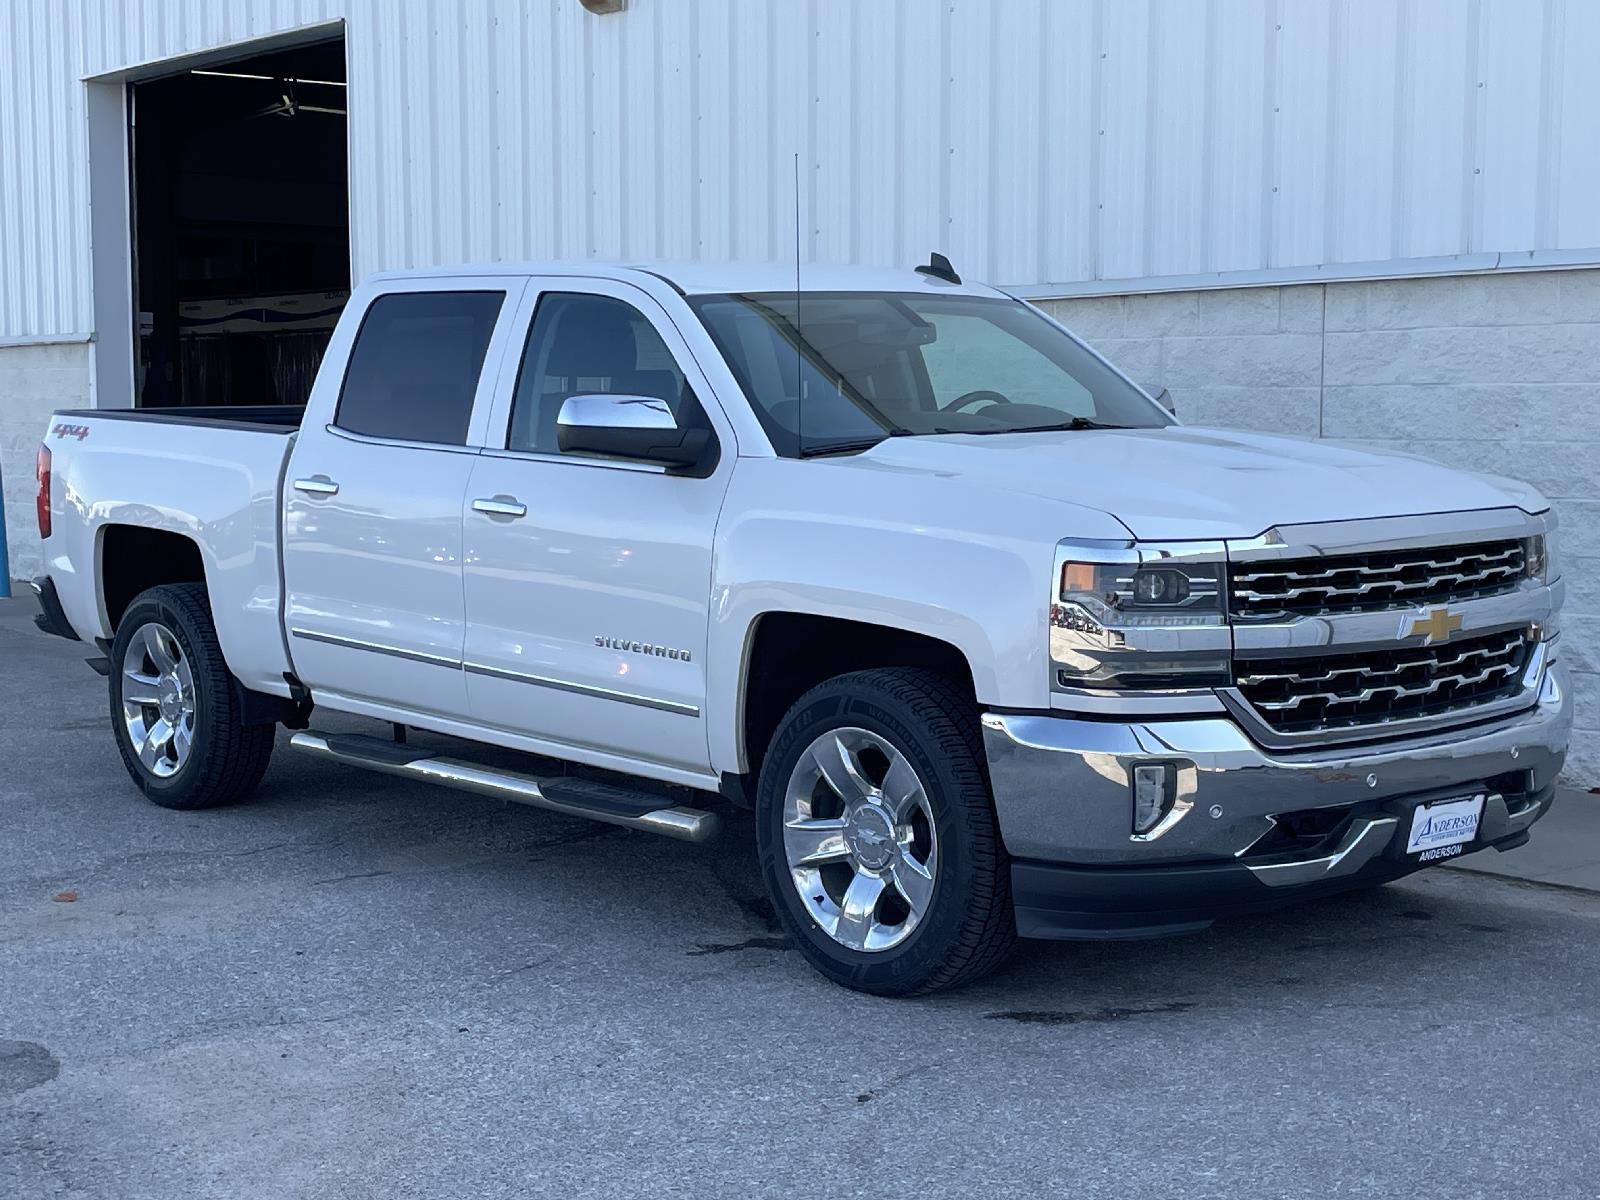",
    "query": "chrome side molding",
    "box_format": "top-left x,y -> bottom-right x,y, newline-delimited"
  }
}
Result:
289,627 -> 462,669
288,731 -> 721,843
285,628 -> 699,716
464,660 -> 700,717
